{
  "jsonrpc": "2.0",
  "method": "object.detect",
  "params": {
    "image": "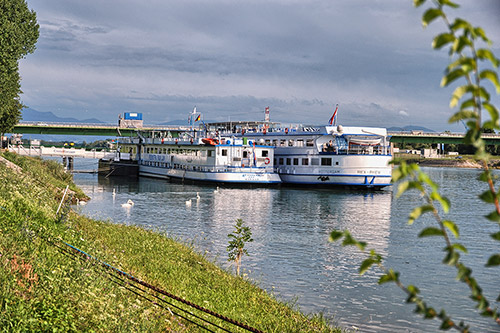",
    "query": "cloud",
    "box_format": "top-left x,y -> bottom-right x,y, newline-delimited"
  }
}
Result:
399,110 -> 409,117
18,0 -> 499,132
